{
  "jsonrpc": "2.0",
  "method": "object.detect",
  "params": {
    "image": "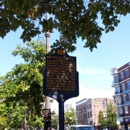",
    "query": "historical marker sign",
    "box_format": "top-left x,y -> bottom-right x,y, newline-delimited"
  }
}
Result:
43,47 -> 79,102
